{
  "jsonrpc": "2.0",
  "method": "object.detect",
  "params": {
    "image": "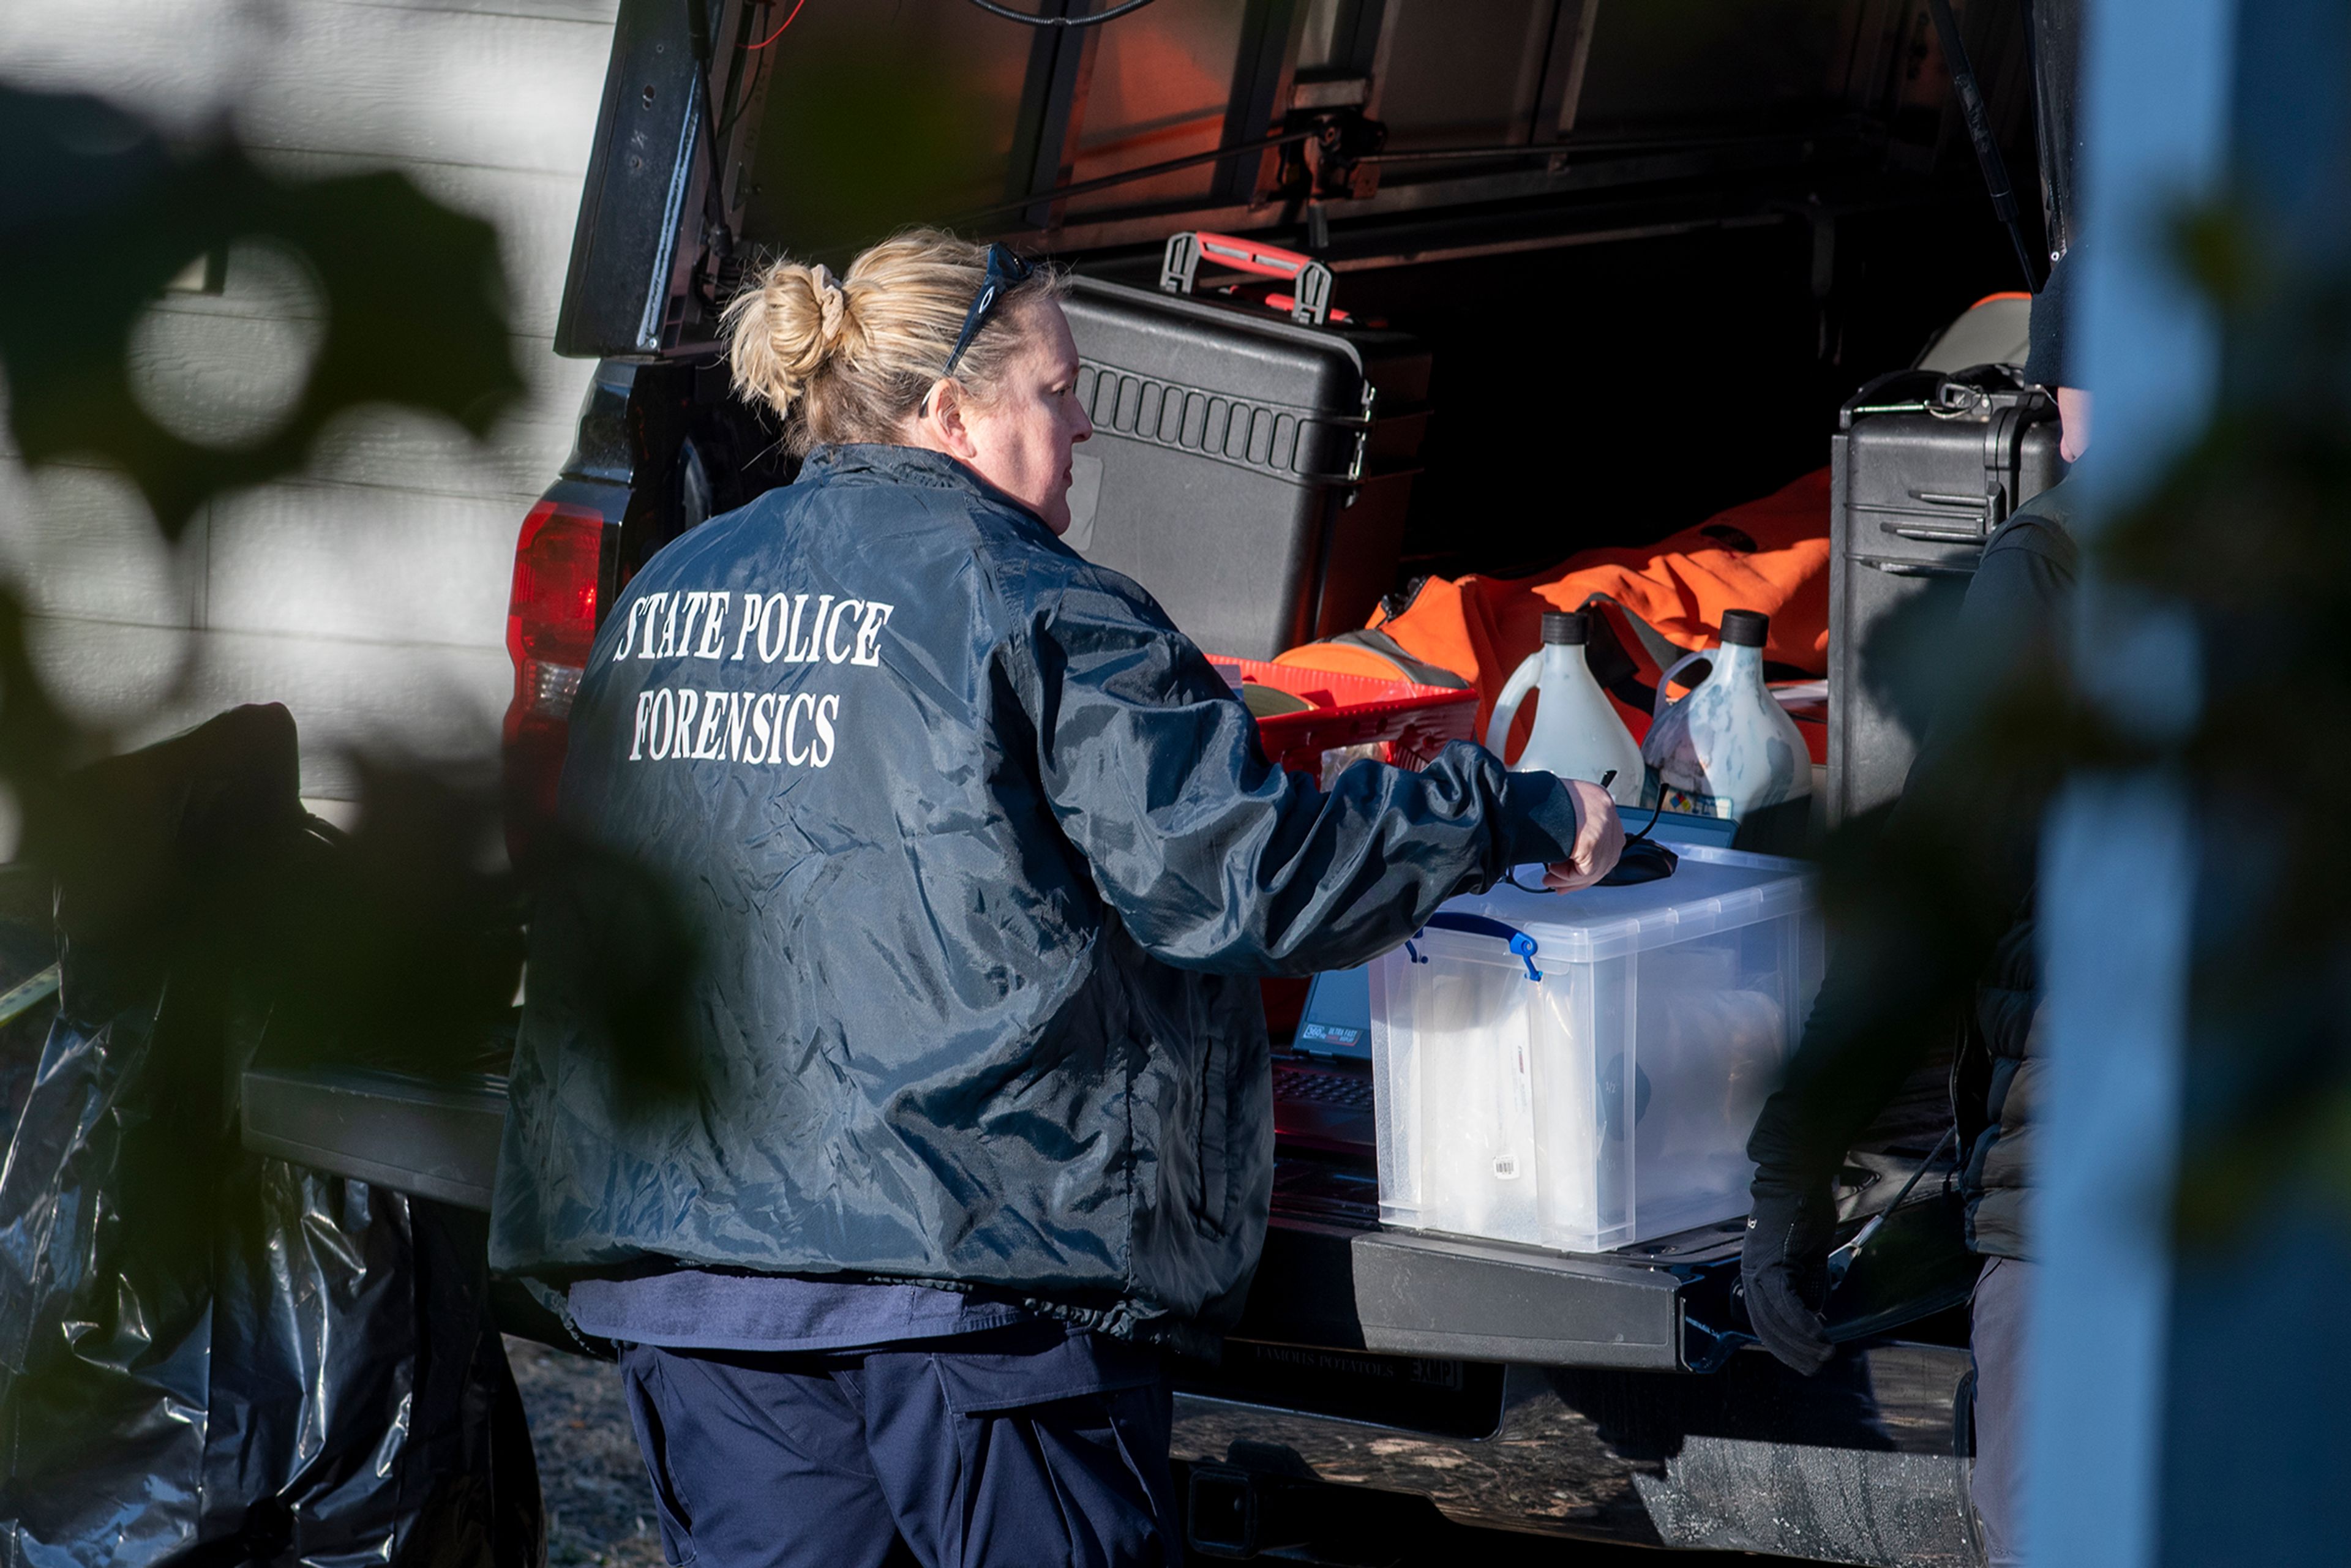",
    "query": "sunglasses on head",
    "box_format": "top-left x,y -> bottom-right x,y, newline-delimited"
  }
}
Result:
939,244 -> 1035,381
